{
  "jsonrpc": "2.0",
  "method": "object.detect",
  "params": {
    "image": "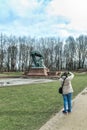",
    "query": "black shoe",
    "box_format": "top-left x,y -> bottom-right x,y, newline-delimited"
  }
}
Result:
62,110 -> 68,114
